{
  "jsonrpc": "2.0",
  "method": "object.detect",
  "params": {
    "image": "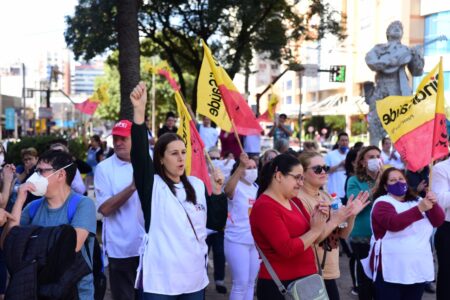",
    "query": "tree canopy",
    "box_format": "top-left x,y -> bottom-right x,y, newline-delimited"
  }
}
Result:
66,0 -> 345,109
